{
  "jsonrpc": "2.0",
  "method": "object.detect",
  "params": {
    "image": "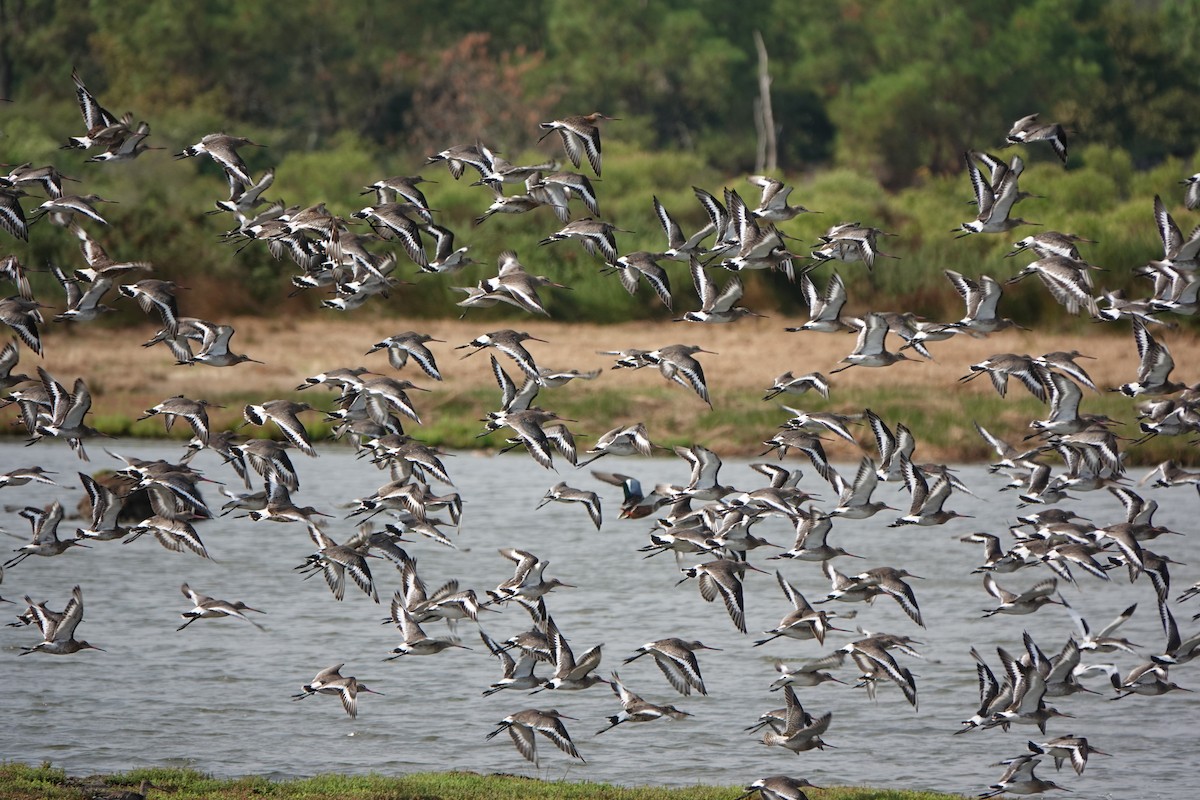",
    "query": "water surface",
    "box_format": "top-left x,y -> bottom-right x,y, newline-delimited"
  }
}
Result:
1,440 -> 1196,798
